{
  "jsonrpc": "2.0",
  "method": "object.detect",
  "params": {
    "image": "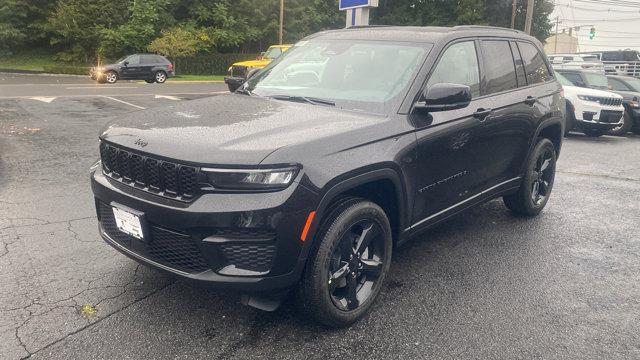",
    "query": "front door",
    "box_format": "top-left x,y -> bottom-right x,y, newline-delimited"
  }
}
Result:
120,55 -> 142,79
411,40 -> 491,227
